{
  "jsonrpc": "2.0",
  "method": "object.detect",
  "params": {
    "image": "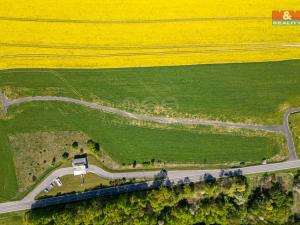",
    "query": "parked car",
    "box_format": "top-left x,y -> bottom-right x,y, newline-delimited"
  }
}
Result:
50,182 -> 55,188
43,188 -> 49,193
54,177 -> 62,187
